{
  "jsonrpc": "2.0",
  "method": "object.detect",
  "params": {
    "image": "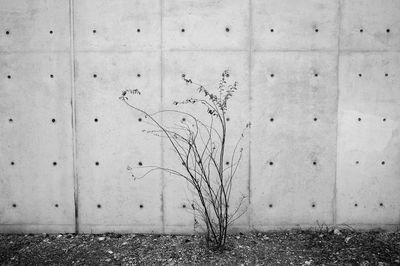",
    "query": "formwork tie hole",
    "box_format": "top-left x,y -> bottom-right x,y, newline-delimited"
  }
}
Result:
313,161 -> 317,165
270,28 -> 274,32
52,118 -> 56,123
358,117 -> 361,122
269,161 -> 274,166
94,118 -> 98,122
97,204 -> 101,208
358,73 -> 362,77
93,74 -> 97,78
269,204 -> 273,208
225,27 -> 230,32
270,118 -> 274,122
312,203 -> 316,208
7,75 -> 11,79
270,73 -> 274,78
138,161 -> 143,166
355,161 -> 359,164
381,161 -> 385,165
379,202 -> 384,207
225,161 -> 230,165
313,117 -> 317,121
226,117 -> 230,121
314,73 -> 318,77
138,117 -> 142,122
139,204 -> 143,209
53,161 -> 57,166
354,203 -> 358,207
360,29 -> 363,33
137,28 -> 141,33
95,161 -> 99,166
49,30 -> 53,34
11,161 -> 14,165
181,28 -> 185,33
5,30 -> 10,35
315,28 -> 319,32
386,29 -> 390,33
12,203 -> 17,208
55,204 -> 59,208
137,73 -> 141,78
385,73 -> 388,77
383,118 -> 386,122
92,29 -> 96,34
50,74 -> 54,78
9,118 -> 13,122
182,204 -> 186,208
